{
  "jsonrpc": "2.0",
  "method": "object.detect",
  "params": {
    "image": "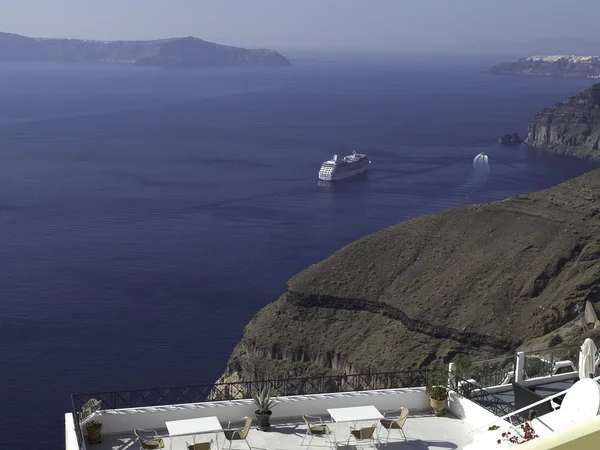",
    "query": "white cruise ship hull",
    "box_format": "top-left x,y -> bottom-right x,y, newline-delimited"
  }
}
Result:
319,151 -> 371,181
318,163 -> 369,181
